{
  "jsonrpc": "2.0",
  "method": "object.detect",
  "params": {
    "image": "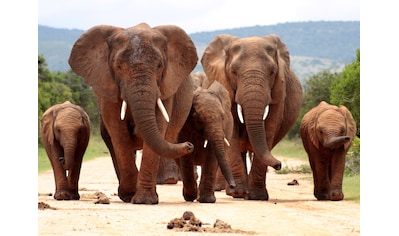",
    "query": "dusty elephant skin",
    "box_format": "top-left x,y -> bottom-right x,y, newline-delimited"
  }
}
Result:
177,72 -> 236,203
40,101 -> 91,200
300,101 -> 357,201
201,34 -> 303,200
68,23 -> 198,204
